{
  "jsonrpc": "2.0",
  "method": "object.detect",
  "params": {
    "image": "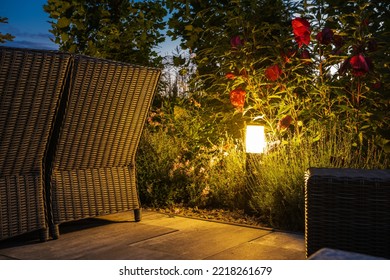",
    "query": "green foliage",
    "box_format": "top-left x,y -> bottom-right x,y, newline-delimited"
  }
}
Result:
165,0 -> 292,89
247,121 -> 390,231
163,0 -> 299,143
164,0 -> 389,148
135,0 -> 390,231
0,17 -> 15,44
137,131 -> 248,209
138,110 -> 390,230
204,138 -> 247,209
301,0 -> 390,149
137,96 -> 211,207
137,128 -> 186,207
137,98 -> 248,209
44,0 -> 167,66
